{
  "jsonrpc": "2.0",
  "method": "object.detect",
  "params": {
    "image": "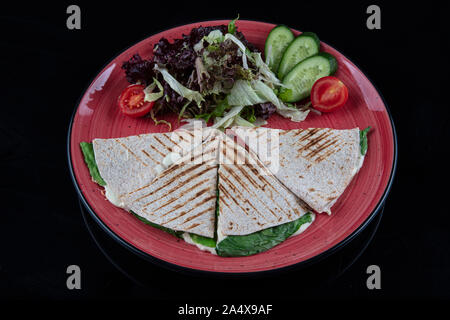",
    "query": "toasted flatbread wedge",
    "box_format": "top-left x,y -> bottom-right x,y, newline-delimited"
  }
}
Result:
216,135 -> 311,239
231,127 -> 366,214
91,127 -> 219,208
122,136 -> 222,238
